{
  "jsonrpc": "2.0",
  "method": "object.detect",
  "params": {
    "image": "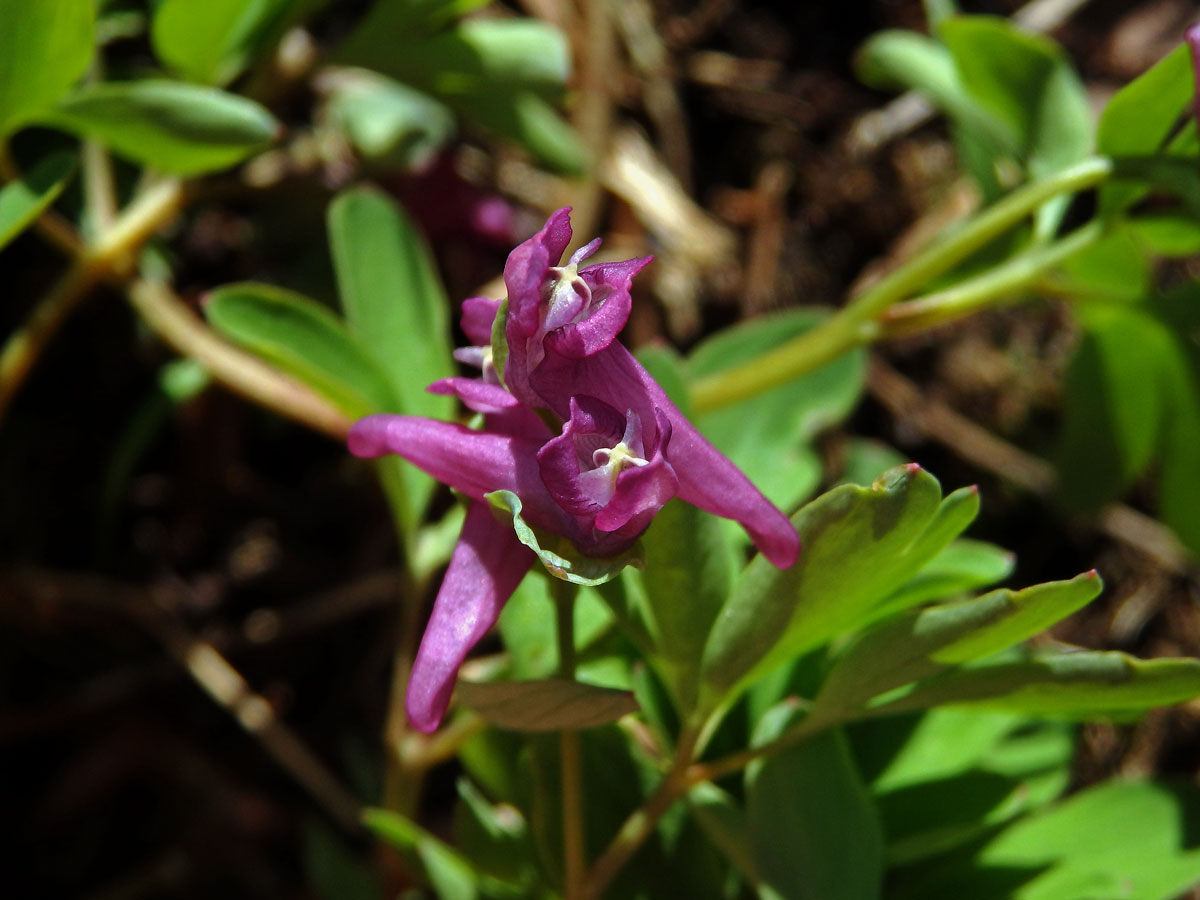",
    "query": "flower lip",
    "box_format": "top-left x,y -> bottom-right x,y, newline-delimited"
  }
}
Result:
536,395 -> 678,540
